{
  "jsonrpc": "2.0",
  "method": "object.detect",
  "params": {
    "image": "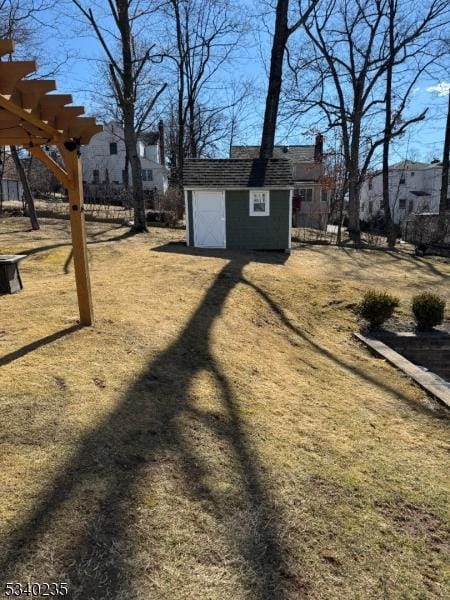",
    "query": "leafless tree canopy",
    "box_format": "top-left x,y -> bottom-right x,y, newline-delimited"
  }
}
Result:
284,0 -> 450,241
